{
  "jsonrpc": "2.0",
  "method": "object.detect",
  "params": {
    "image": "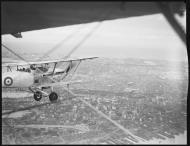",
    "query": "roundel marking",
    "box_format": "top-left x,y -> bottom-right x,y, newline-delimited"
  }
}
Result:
4,77 -> 13,86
